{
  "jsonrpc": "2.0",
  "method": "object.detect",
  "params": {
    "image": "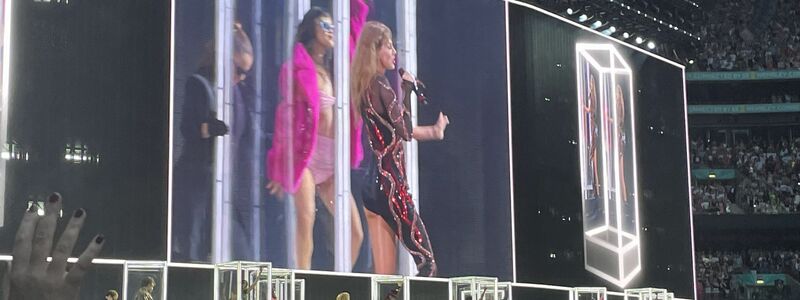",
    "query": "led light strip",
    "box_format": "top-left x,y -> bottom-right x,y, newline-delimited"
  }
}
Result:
0,0 -> 12,228
506,0 -> 685,68
607,0 -> 699,40
504,0 -> 519,283
166,0 -> 175,265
